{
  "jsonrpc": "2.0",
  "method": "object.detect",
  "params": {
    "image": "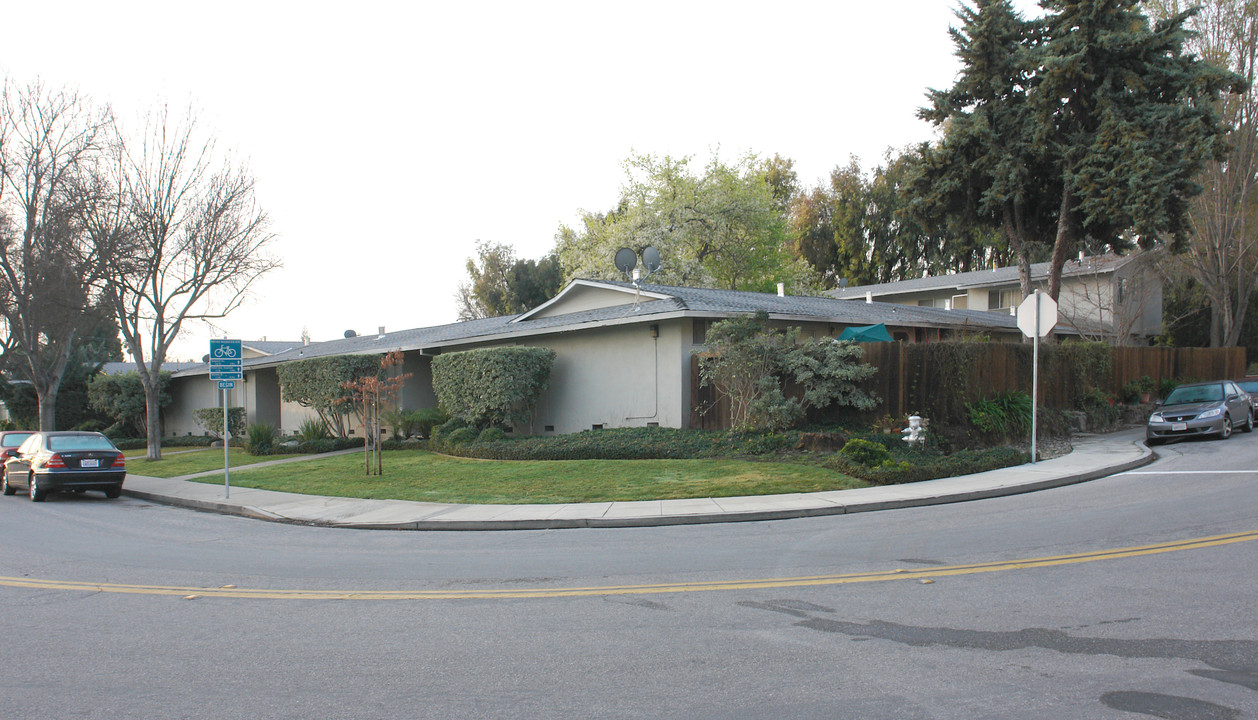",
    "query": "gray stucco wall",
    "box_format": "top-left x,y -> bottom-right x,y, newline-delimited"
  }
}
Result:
249,368 -> 283,429
400,352 -> 437,410
164,375 -> 222,437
